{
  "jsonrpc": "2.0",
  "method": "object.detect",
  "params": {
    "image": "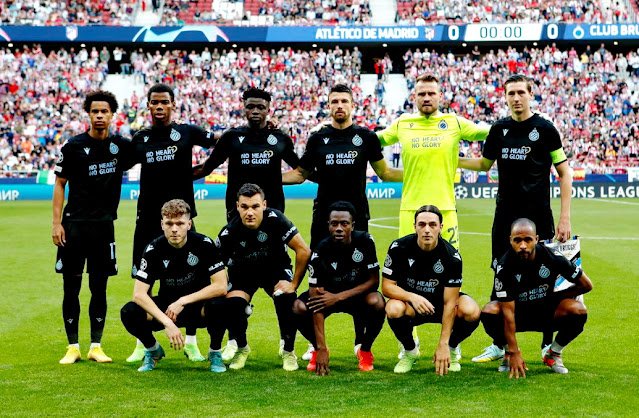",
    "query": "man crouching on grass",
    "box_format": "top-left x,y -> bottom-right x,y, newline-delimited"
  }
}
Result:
120,199 -> 228,372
